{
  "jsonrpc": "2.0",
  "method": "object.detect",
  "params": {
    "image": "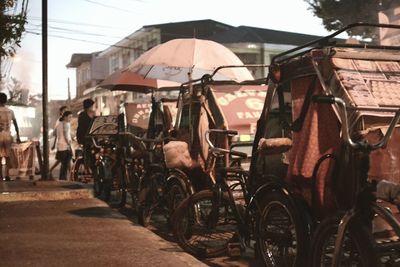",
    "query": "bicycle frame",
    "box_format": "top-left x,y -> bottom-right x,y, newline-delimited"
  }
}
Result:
313,95 -> 400,267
